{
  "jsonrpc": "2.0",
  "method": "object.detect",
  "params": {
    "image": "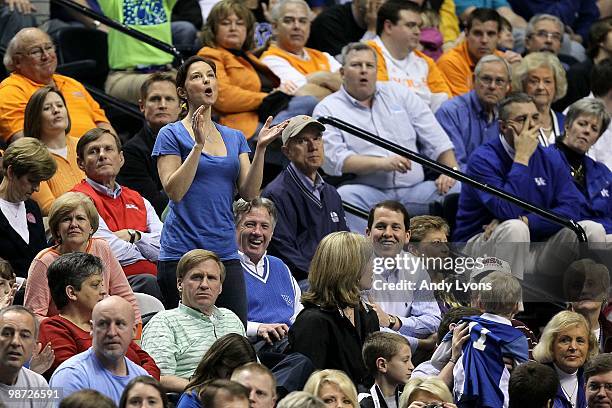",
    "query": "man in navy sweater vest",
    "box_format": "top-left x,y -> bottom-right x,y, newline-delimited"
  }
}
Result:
453,93 -> 606,281
234,198 -> 302,349
262,115 -> 348,282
